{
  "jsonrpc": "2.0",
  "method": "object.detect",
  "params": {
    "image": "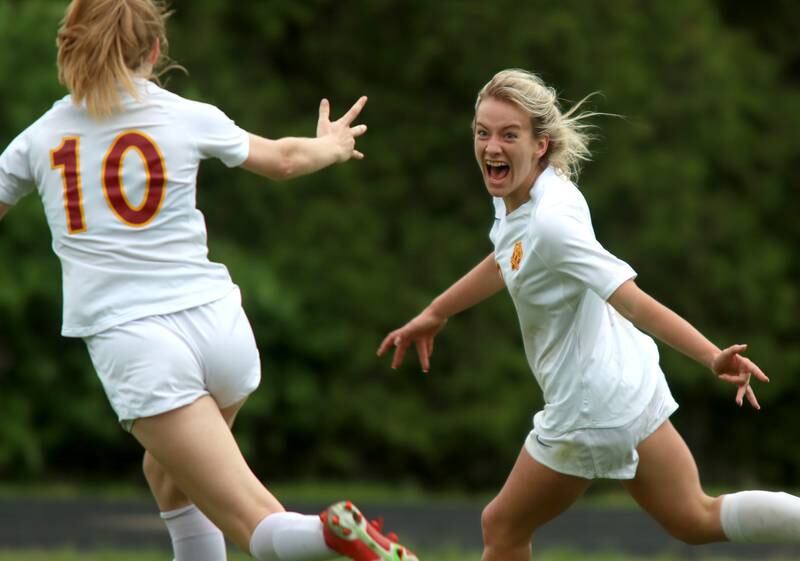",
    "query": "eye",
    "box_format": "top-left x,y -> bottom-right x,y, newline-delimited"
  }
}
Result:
505,132 -> 518,140
476,129 -> 488,139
